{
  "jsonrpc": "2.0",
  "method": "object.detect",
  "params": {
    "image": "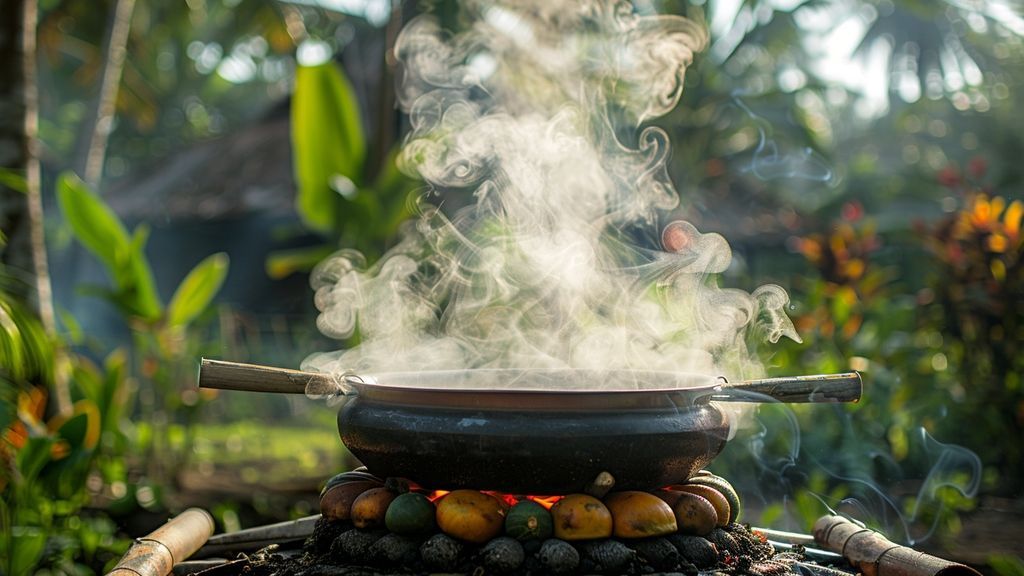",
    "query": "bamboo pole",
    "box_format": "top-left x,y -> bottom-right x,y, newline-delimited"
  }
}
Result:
198,358 -> 335,395
107,508 -> 215,576
813,515 -> 981,576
